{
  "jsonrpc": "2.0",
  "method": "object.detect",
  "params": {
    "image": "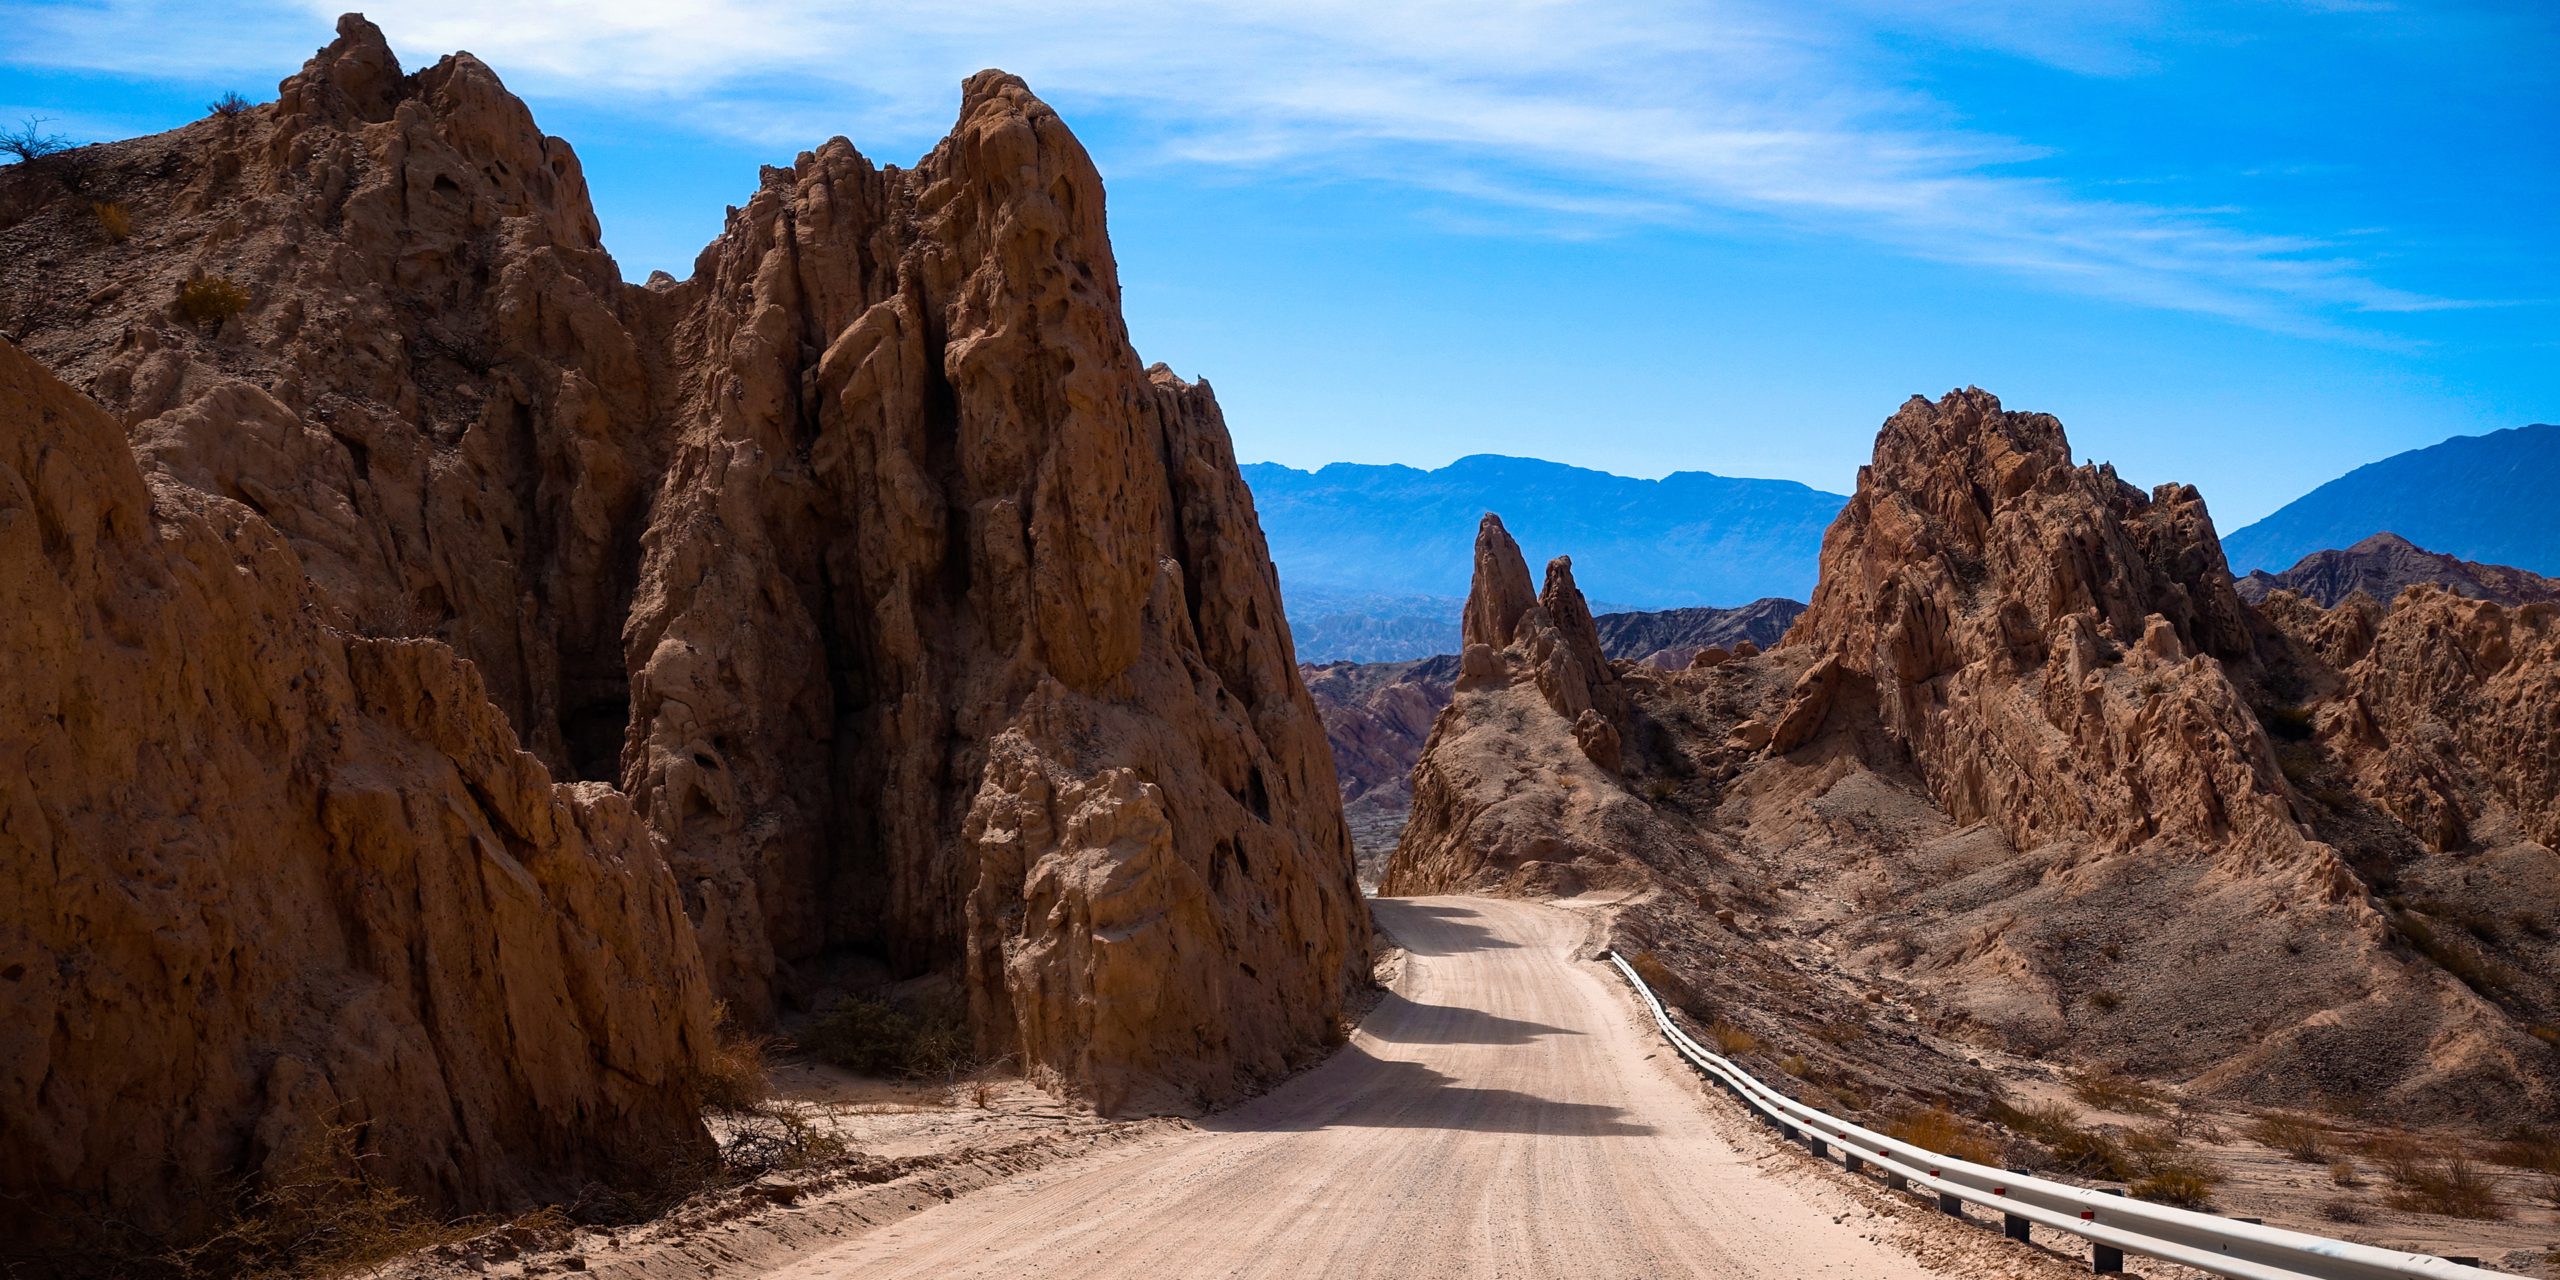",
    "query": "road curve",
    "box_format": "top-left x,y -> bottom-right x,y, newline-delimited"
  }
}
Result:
770,896 -> 1948,1279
